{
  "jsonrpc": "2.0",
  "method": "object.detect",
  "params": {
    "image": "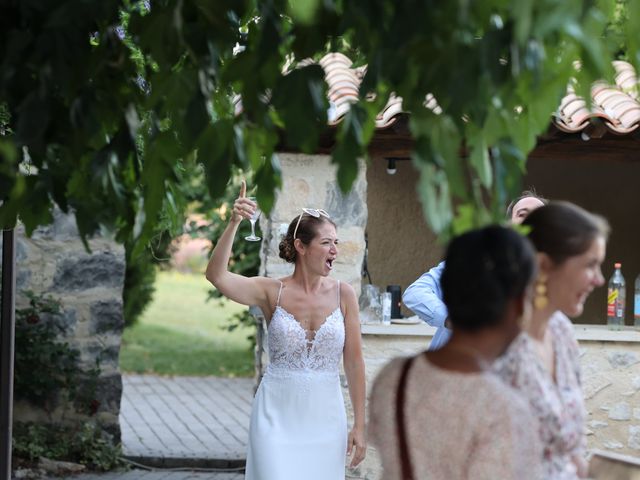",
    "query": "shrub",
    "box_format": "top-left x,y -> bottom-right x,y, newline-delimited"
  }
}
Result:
14,292 -> 99,413
123,242 -> 158,328
12,292 -> 118,469
12,422 -> 121,471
